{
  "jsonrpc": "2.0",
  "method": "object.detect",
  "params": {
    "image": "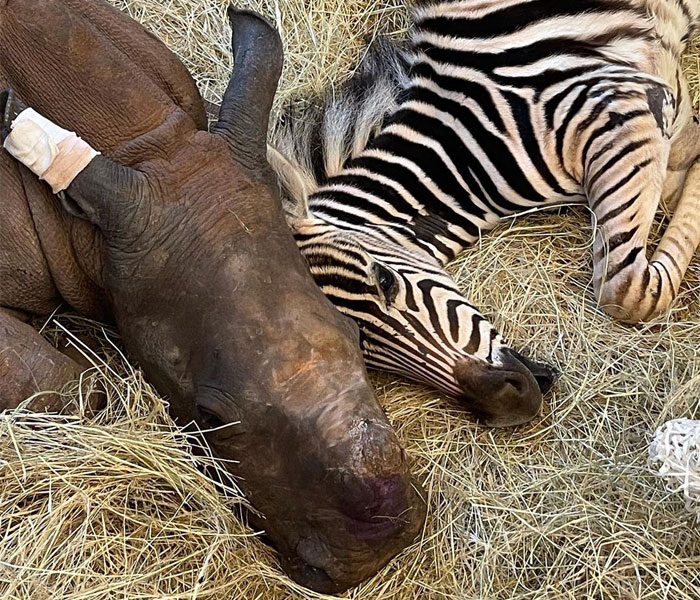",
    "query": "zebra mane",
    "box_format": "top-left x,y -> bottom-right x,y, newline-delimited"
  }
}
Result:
269,37 -> 411,211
